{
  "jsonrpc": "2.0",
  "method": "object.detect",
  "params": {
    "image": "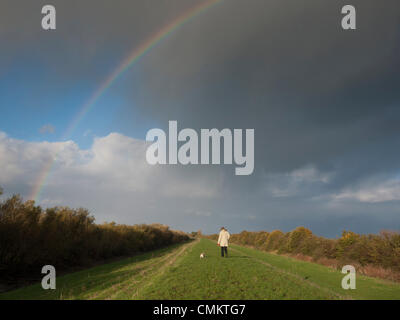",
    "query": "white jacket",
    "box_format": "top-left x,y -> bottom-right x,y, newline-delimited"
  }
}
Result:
218,230 -> 230,247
